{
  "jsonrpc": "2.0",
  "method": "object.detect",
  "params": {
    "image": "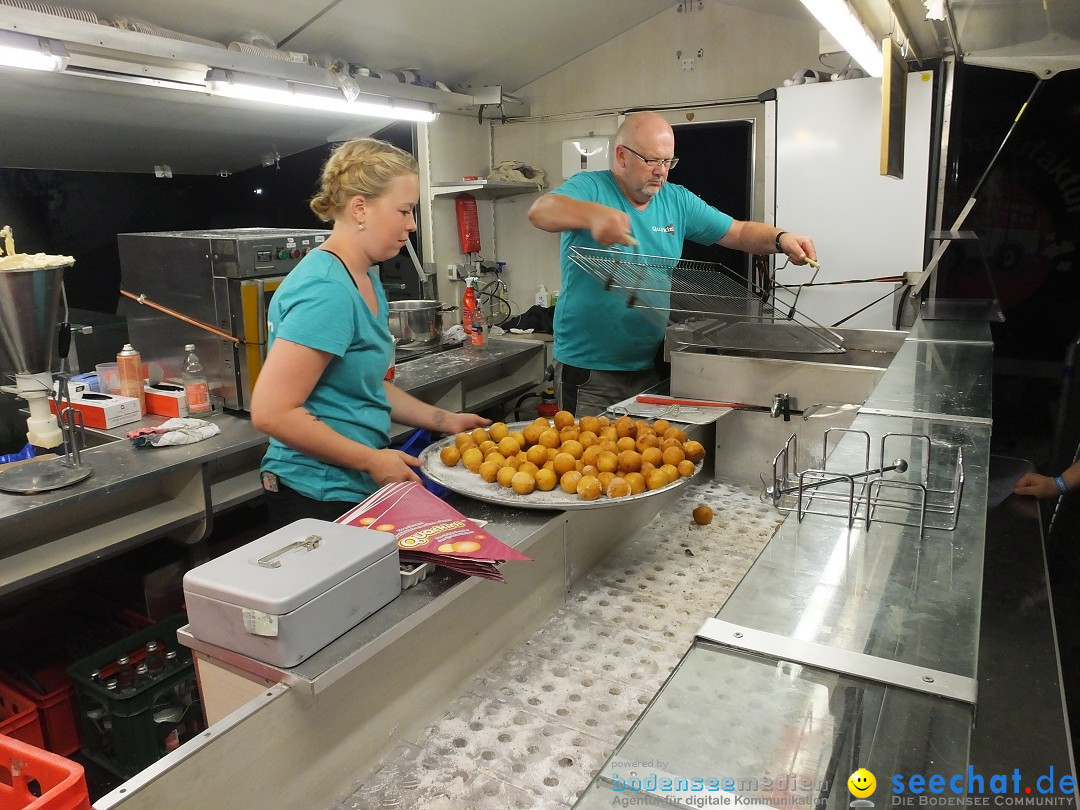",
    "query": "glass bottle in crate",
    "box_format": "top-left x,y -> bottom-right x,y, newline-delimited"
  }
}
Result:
145,640 -> 166,678
115,655 -> 135,694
